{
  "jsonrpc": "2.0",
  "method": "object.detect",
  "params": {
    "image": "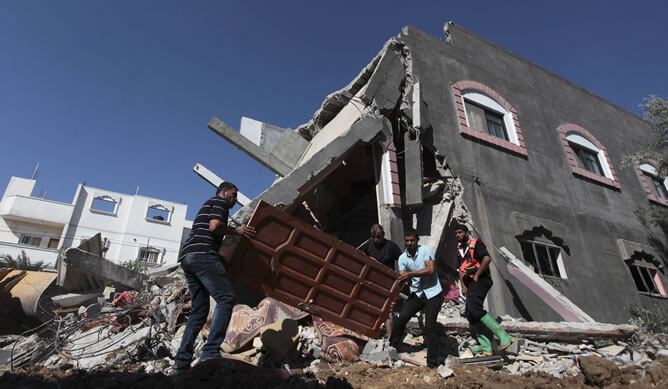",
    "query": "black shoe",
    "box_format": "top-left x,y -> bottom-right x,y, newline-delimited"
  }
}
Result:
170,364 -> 191,376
